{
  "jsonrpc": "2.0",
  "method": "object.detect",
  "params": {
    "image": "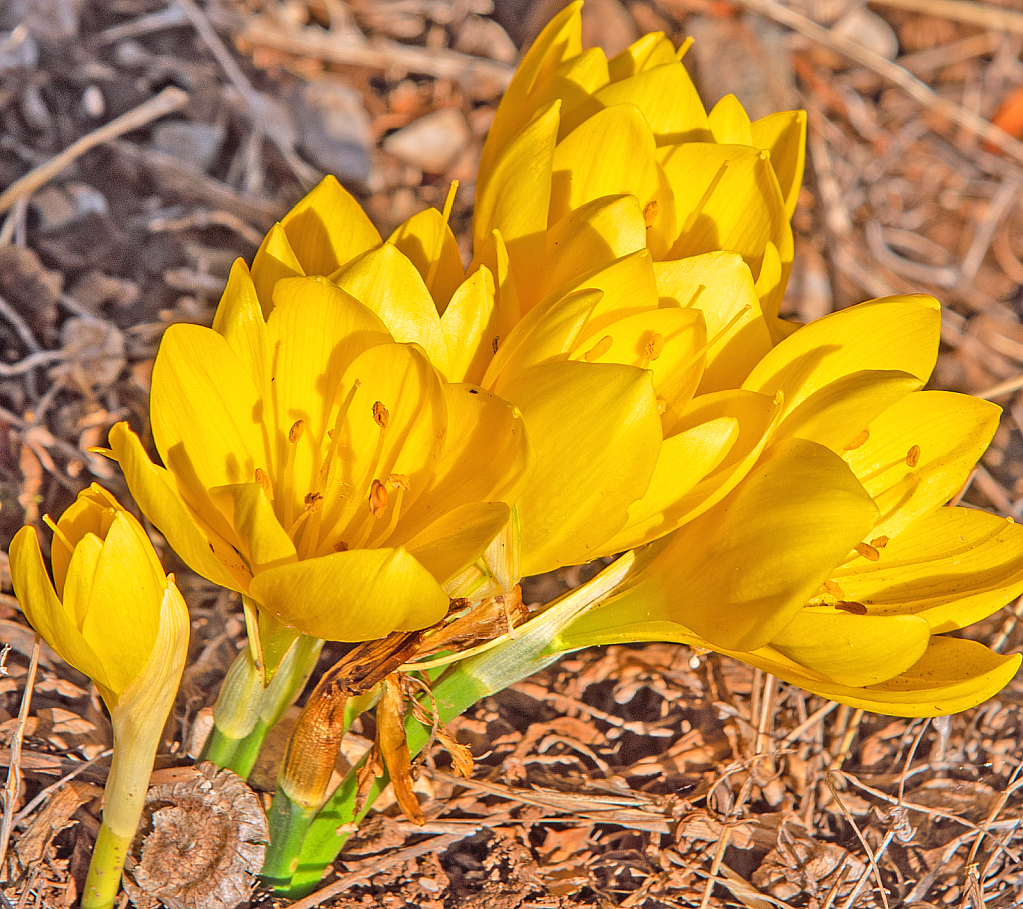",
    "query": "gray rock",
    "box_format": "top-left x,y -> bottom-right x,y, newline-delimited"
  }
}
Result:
383,107 -> 471,174
153,120 -> 227,173
295,79 -> 373,185
31,182 -> 108,234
